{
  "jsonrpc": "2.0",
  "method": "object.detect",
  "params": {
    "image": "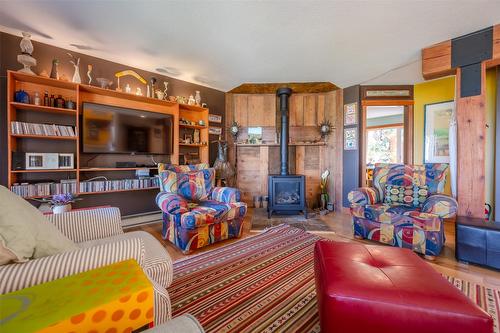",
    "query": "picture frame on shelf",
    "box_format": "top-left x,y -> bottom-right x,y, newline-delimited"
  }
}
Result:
424,101 -> 454,163
208,114 -> 222,123
209,126 -> 222,135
